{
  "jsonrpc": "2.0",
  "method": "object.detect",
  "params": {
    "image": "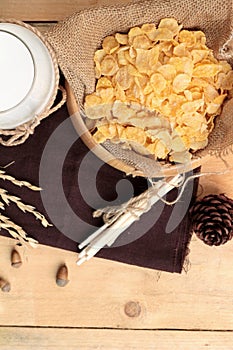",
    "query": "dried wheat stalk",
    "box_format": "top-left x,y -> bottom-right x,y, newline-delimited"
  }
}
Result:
0,169 -> 51,246
0,213 -> 38,247
0,188 -> 51,227
0,170 -> 41,191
